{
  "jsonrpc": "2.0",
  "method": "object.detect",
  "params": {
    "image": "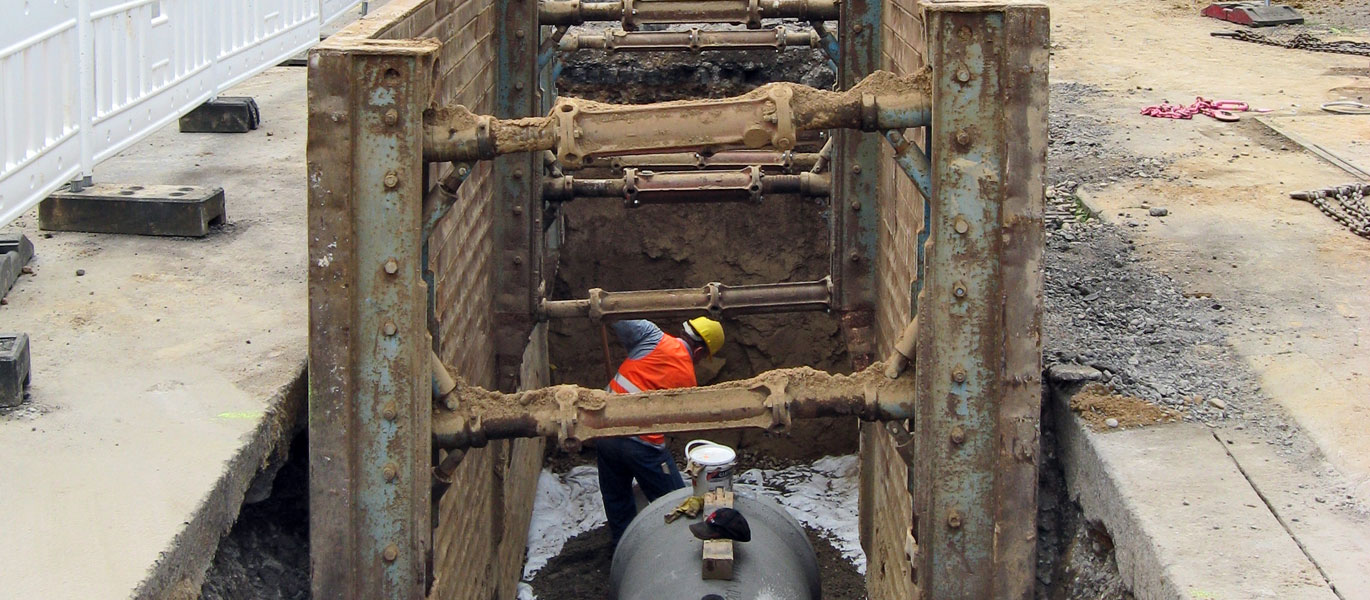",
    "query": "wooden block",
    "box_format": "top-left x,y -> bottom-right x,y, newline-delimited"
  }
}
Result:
702,488 -> 734,512
702,540 -> 734,580
701,488 -> 735,580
